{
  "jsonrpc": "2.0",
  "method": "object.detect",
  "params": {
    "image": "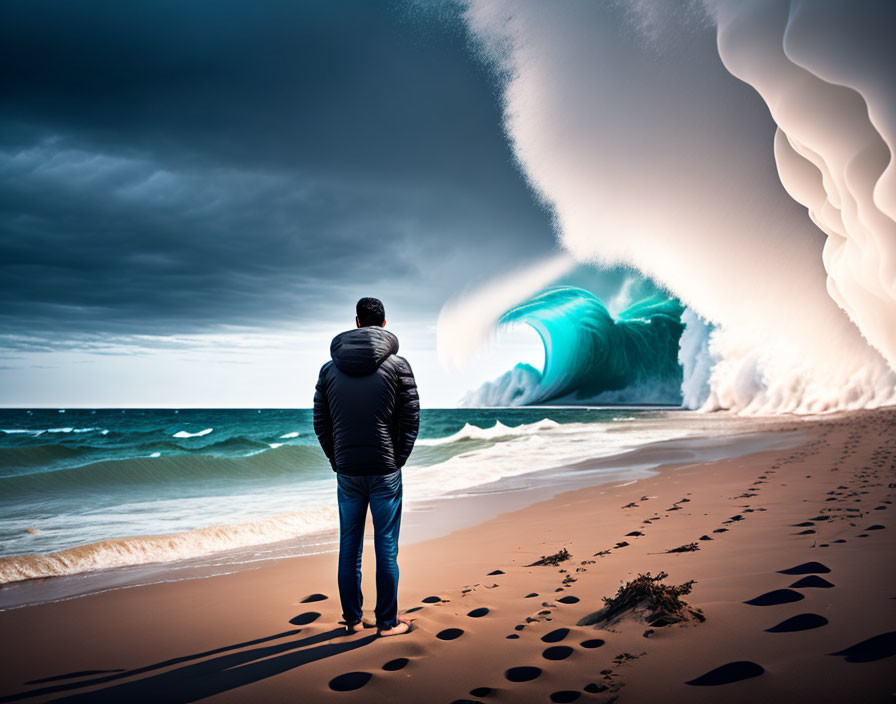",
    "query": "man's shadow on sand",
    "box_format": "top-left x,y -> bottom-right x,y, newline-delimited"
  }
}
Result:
1,626 -> 378,703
